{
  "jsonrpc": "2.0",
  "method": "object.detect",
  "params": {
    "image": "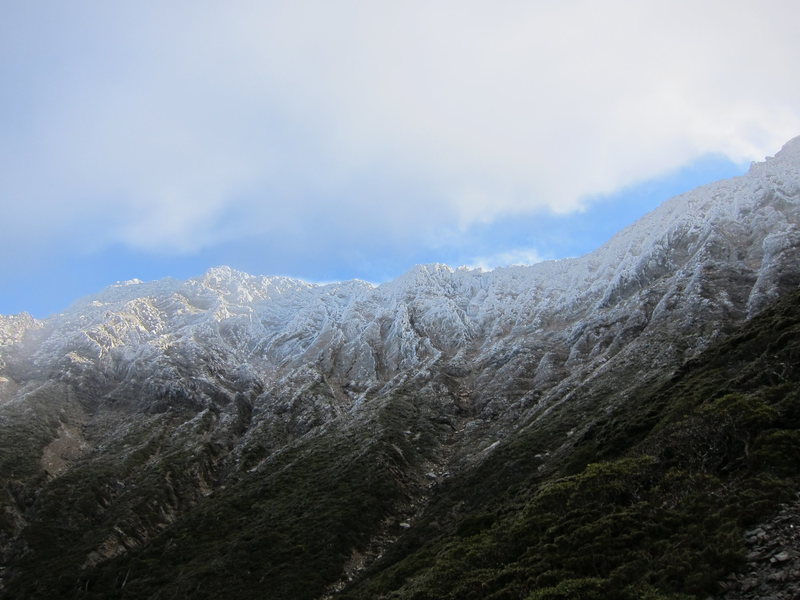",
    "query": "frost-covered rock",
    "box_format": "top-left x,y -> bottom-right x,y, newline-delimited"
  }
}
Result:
1,137 -> 799,425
